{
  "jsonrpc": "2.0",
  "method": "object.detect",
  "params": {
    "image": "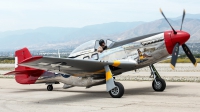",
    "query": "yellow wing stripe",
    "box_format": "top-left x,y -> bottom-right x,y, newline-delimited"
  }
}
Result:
106,71 -> 112,81
112,61 -> 120,67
